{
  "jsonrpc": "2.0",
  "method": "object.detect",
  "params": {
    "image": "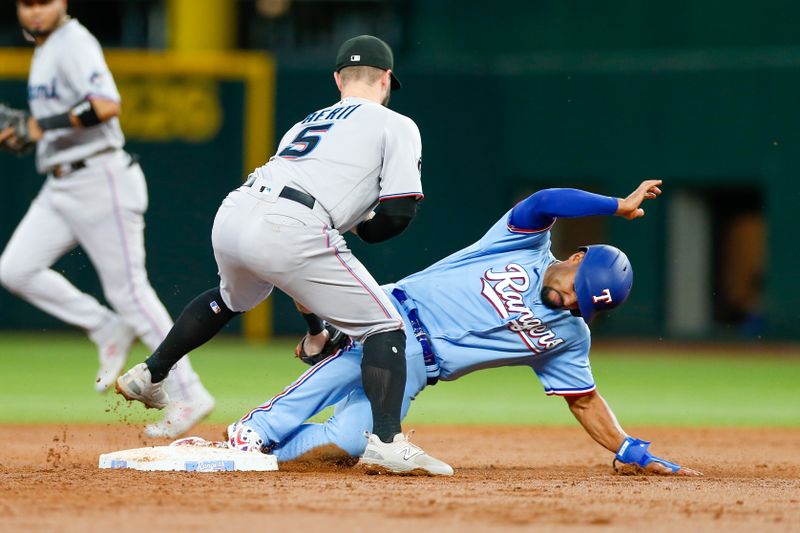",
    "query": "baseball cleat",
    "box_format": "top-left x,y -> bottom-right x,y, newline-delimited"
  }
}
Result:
115,363 -> 169,409
144,389 -> 216,438
226,421 -> 266,453
93,318 -> 136,393
359,432 -> 454,476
